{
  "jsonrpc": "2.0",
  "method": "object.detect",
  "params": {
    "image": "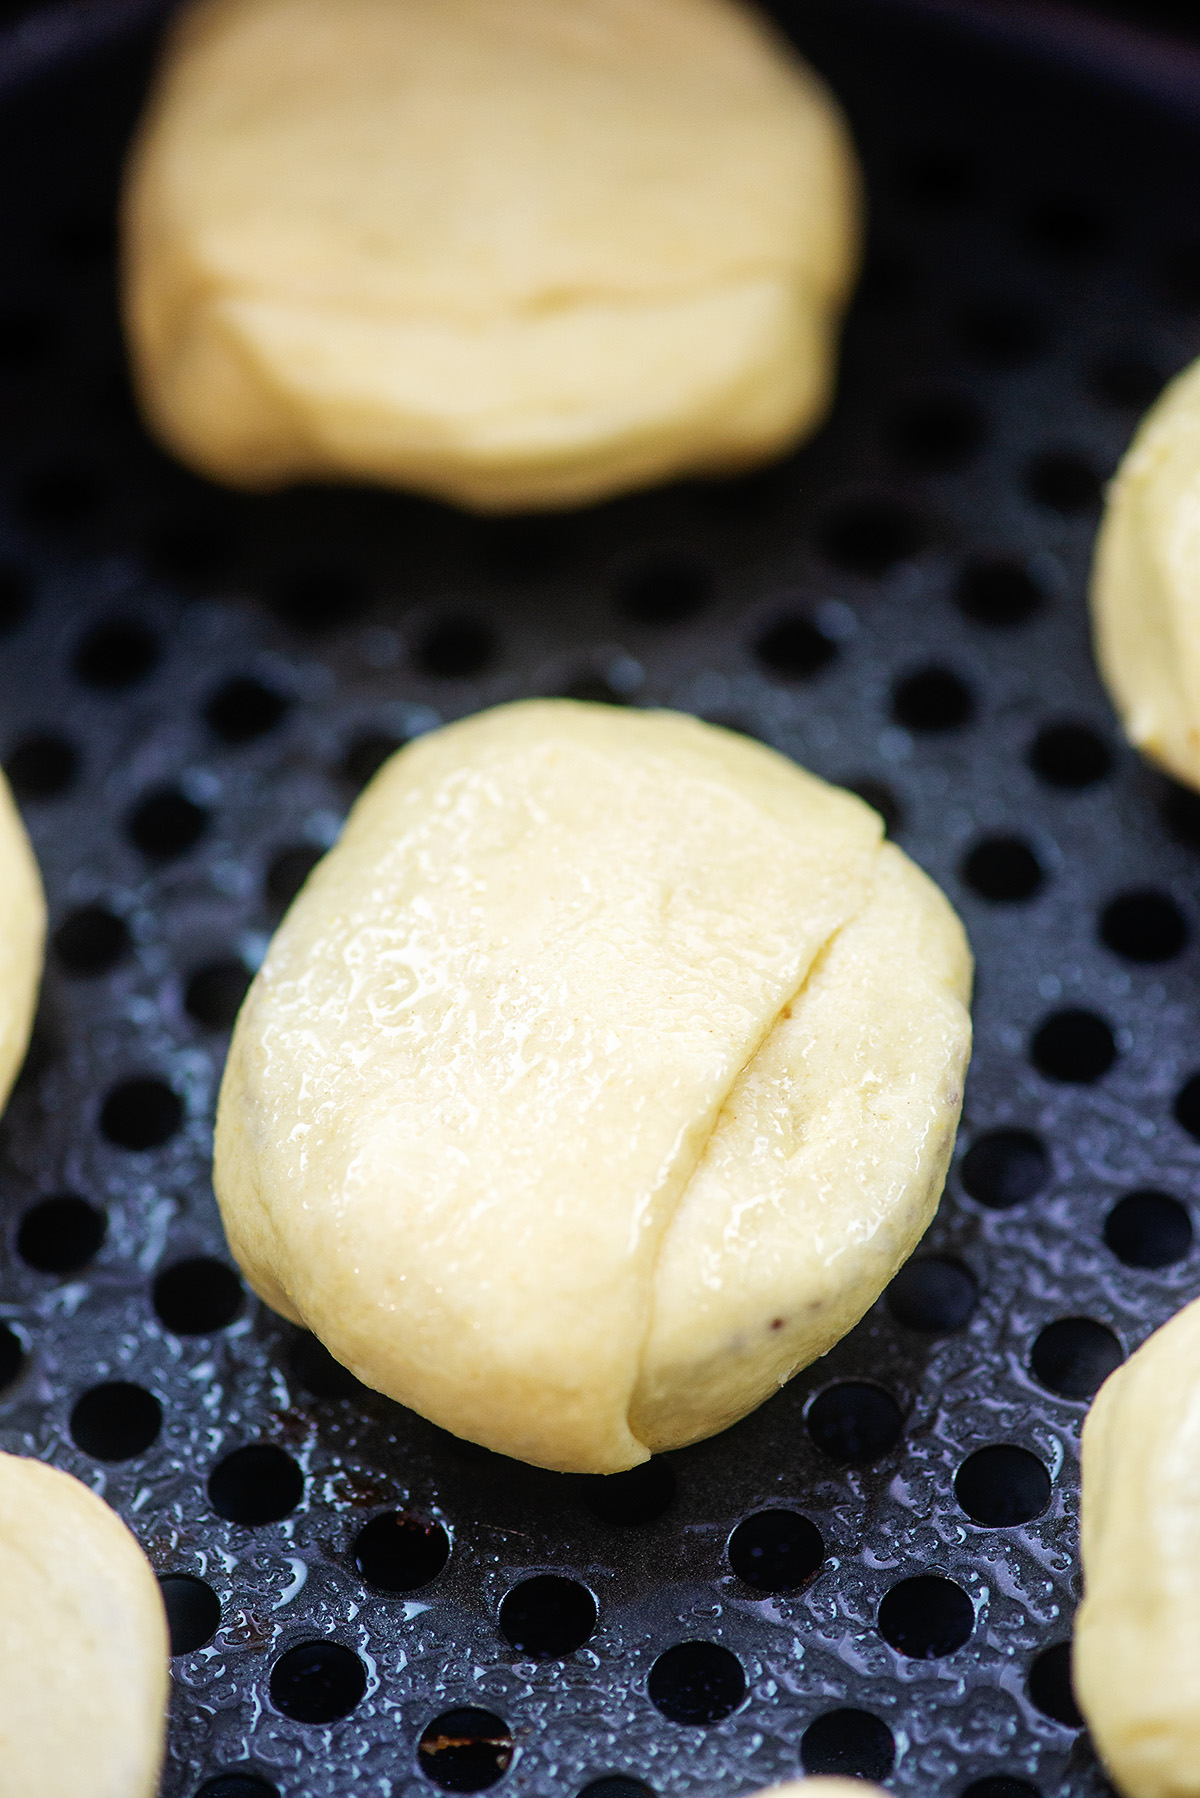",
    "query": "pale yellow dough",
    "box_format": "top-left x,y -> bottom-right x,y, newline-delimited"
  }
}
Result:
121,0 -> 860,512
0,770 -> 44,1114
0,1452 -> 169,1798
215,702 -> 971,1472
1092,355 -> 1200,789
1076,1297 -> 1200,1798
